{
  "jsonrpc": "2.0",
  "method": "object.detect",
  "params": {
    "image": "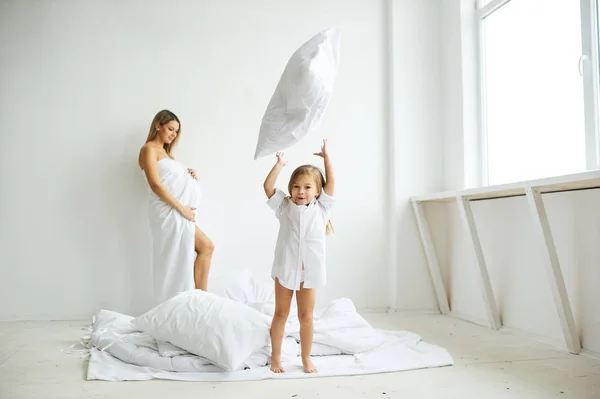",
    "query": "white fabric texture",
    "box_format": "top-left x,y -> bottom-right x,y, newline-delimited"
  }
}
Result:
79,273 -> 454,382
209,269 -> 276,305
143,157 -> 201,305
267,188 -> 335,291
156,340 -> 188,358
254,27 -> 341,160
130,290 -> 272,371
